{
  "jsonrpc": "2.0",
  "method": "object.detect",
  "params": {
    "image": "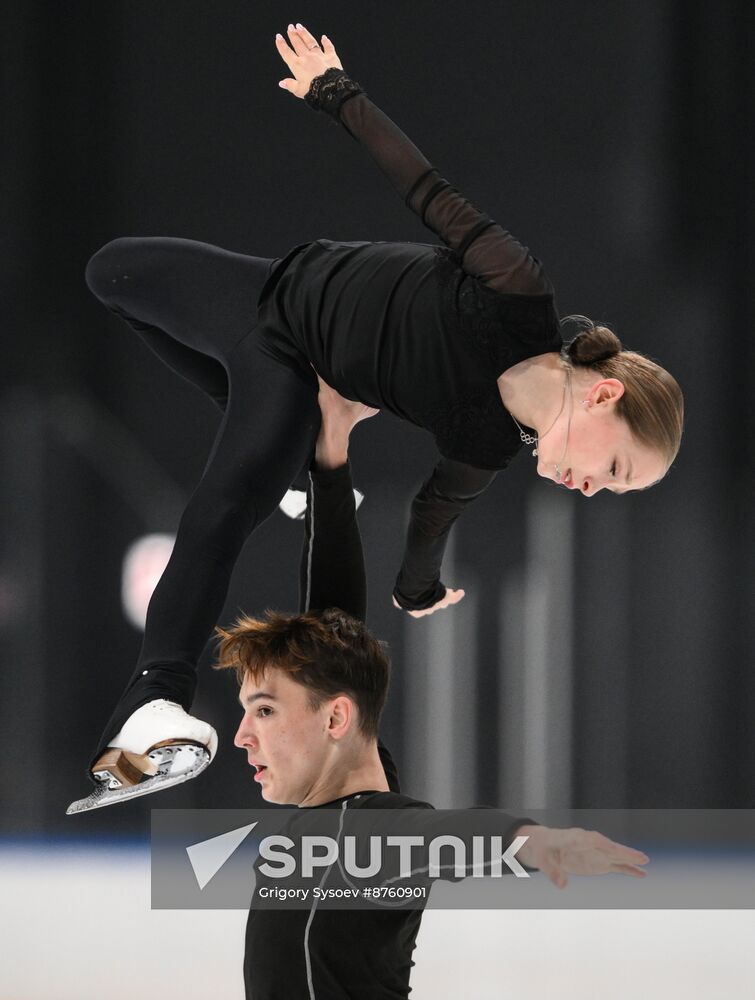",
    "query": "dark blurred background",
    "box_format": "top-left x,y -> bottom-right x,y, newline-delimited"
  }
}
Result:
2,0 -> 752,839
